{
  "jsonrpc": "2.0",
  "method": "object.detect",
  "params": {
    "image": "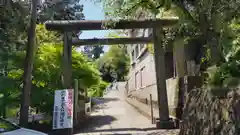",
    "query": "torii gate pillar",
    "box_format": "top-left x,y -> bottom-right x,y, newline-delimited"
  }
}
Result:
153,26 -> 174,129
62,32 -> 72,88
